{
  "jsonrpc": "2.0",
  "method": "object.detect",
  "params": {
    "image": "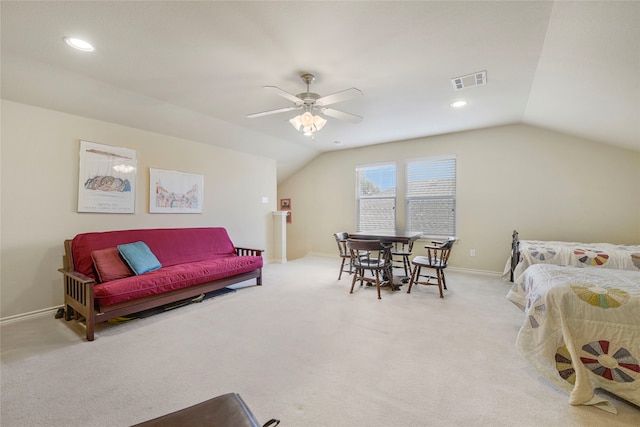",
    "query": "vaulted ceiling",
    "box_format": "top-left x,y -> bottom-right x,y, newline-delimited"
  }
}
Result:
2,1 -> 638,182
